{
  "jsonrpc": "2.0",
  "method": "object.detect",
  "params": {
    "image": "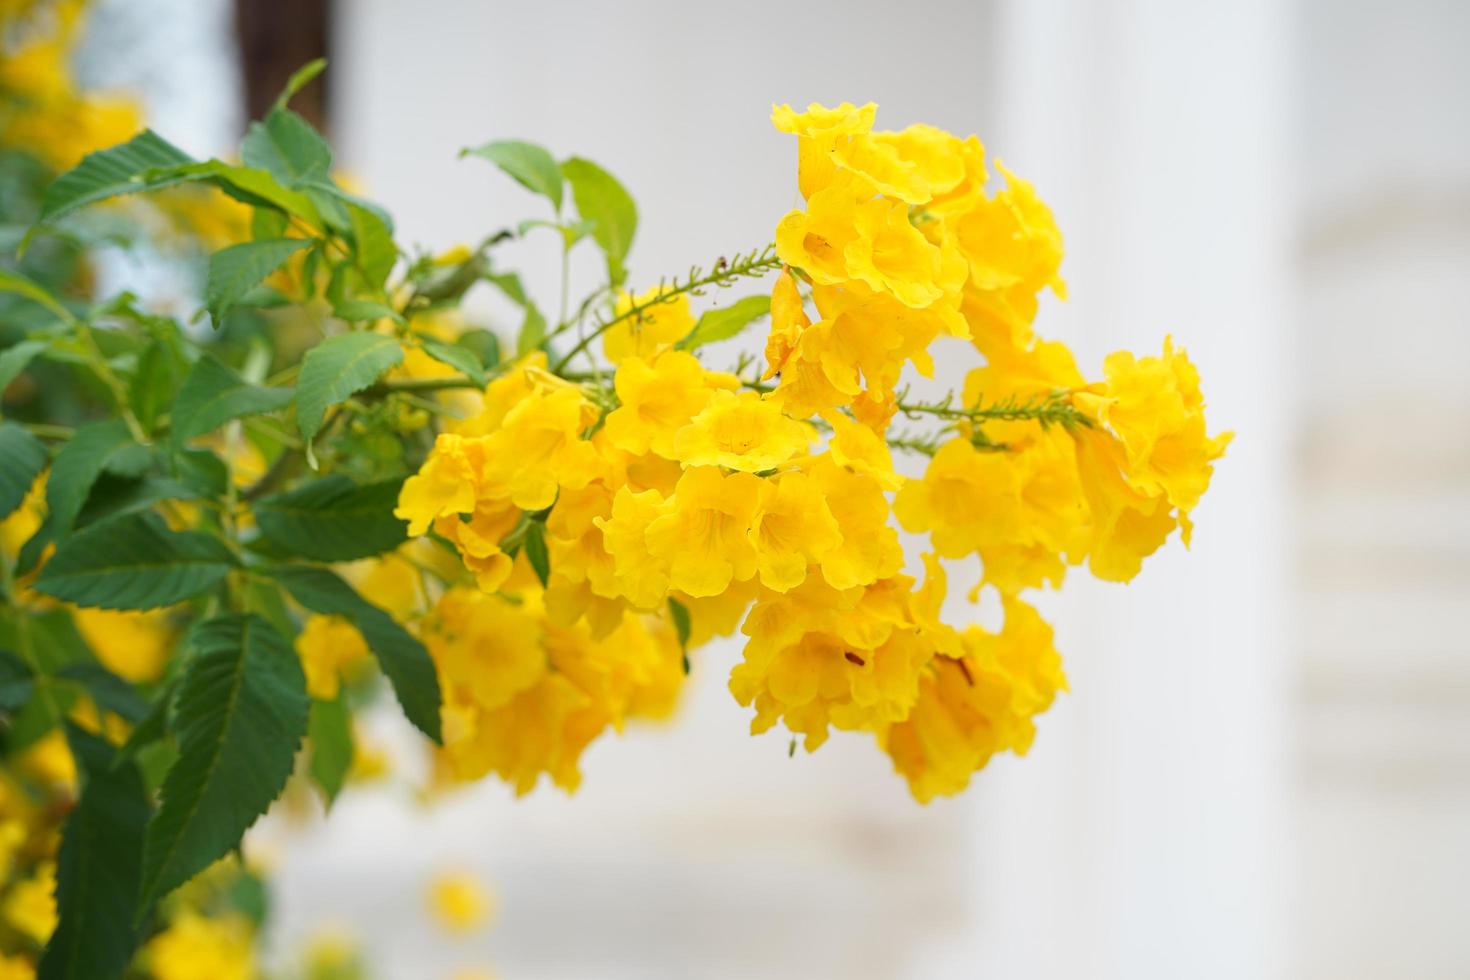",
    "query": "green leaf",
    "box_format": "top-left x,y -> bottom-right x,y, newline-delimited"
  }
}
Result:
332,299 -> 401,324
455,329 -> 501,370
524,520 -> 550,587
463,140 -> 563,212
561,157 -> 637,286
347,202 -> 397,289
242,108 -> 332,188
0,268 -> 74,322
169,355 -> 294,454
484,269 -> 528,306
253,475 -> 407,561
57,661 -> 149,723
113,684 -> 173,767
129,339 -> 186,433
38,130 -> 194,224
74,474 -> 200,530
516,303 -> 547,357
296,332 -> 403,442
516,217 -> 594,248
271,565 -> 441,743
222,867 -> 269,928
0,650 -> 35,713
40,726 -> 151,980
146,160 -> 320,225
250,205 -> 289,241
138,614 -> 307,911
667,596 -> 692,649
416,338 -> 486,386
0,338 -> 50,392
307,695 -> 354,808
34,512 -> 237,610
205,238 -> 313,326
0,422 -> 47,520
45,419 -> 140,535
274,58 -> 327,110
174,449 -> 229,497
679,294 -> 771,351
